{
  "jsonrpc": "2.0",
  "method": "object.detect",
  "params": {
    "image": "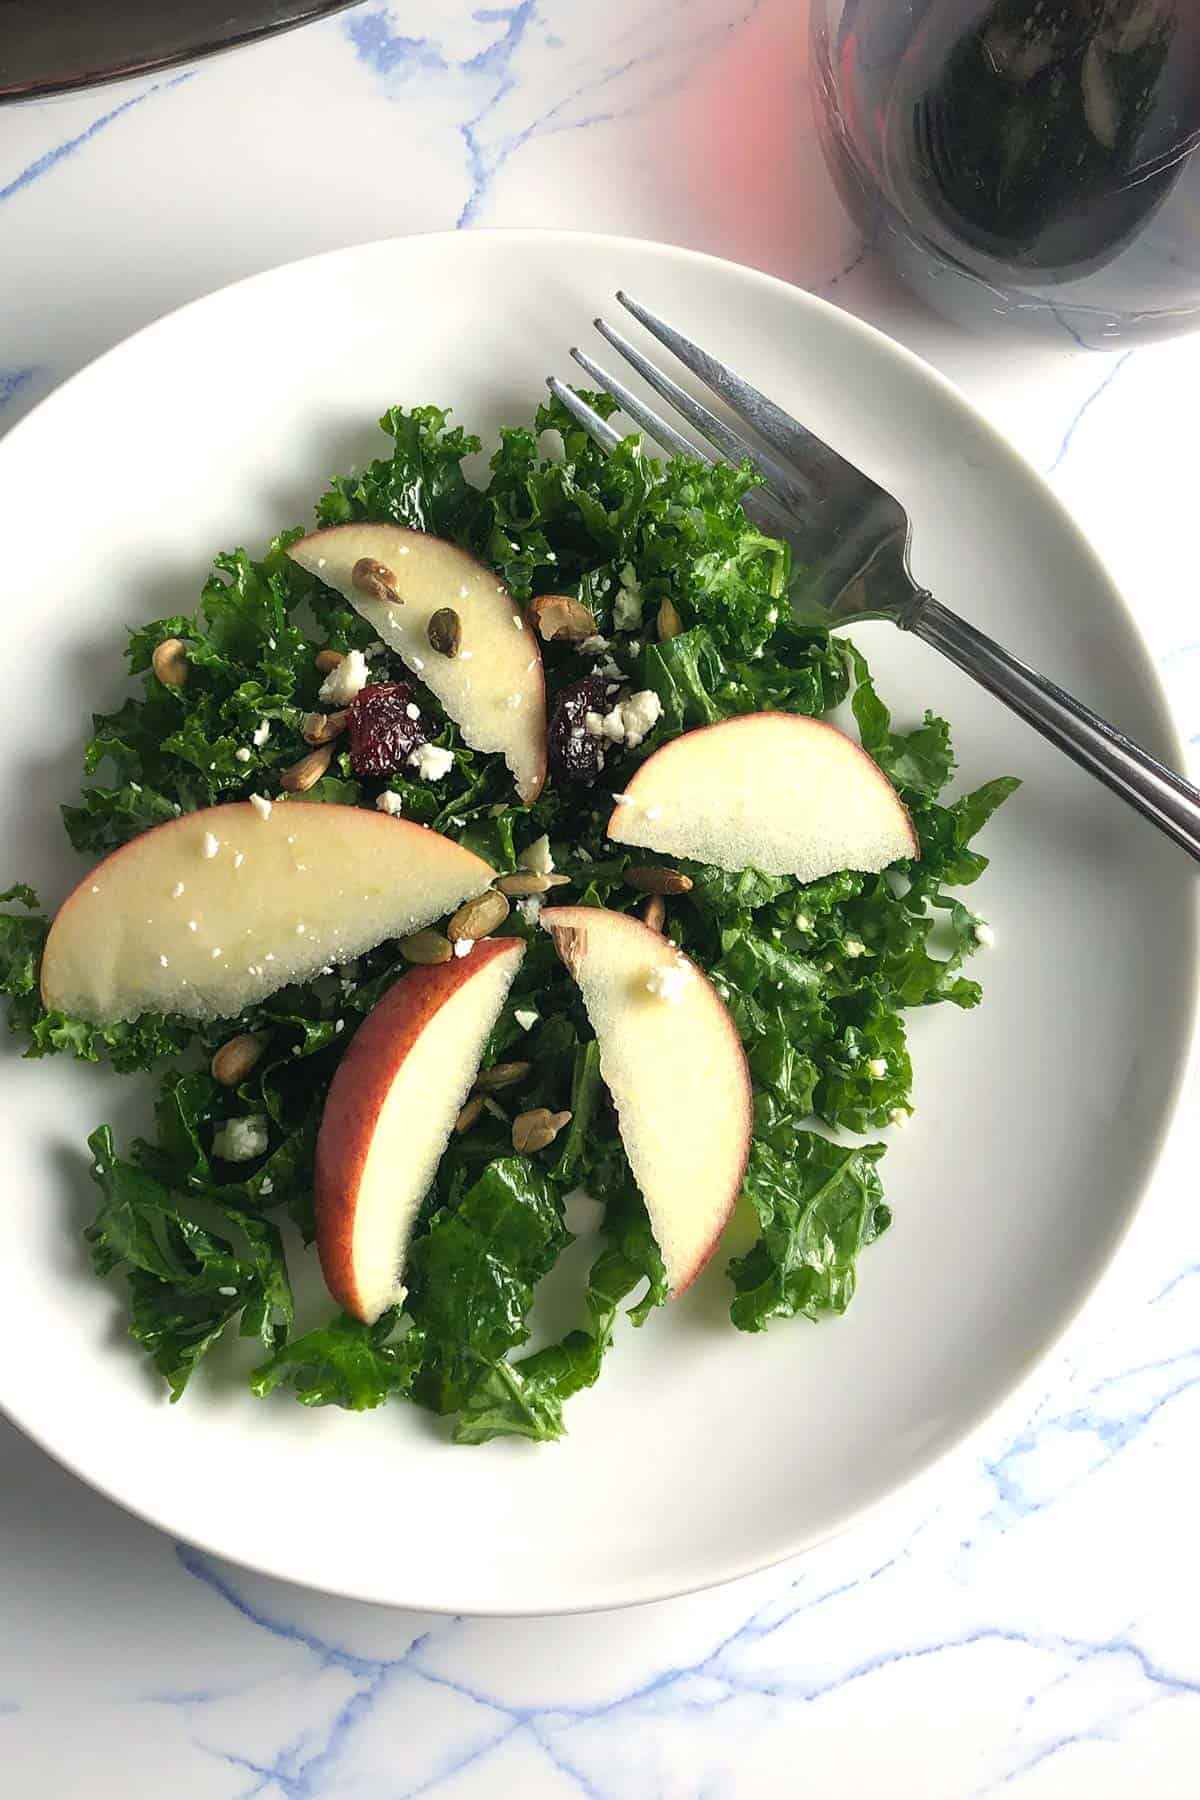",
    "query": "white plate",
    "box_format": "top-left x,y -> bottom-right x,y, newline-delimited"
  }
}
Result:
0,232 -> 1194,1615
